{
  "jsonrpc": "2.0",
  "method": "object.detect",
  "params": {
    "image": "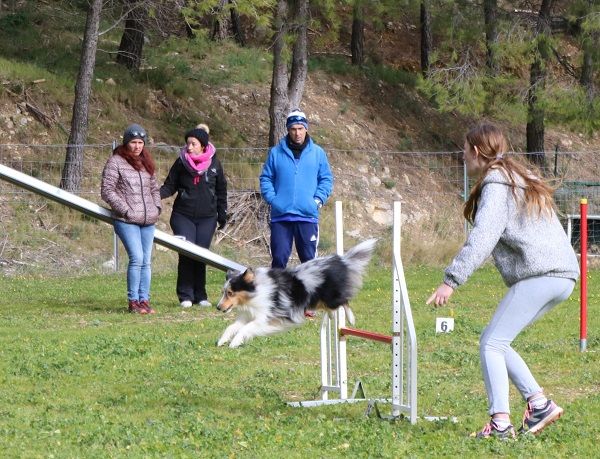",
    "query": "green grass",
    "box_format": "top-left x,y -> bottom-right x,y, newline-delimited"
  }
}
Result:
0,265 -> 598,457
